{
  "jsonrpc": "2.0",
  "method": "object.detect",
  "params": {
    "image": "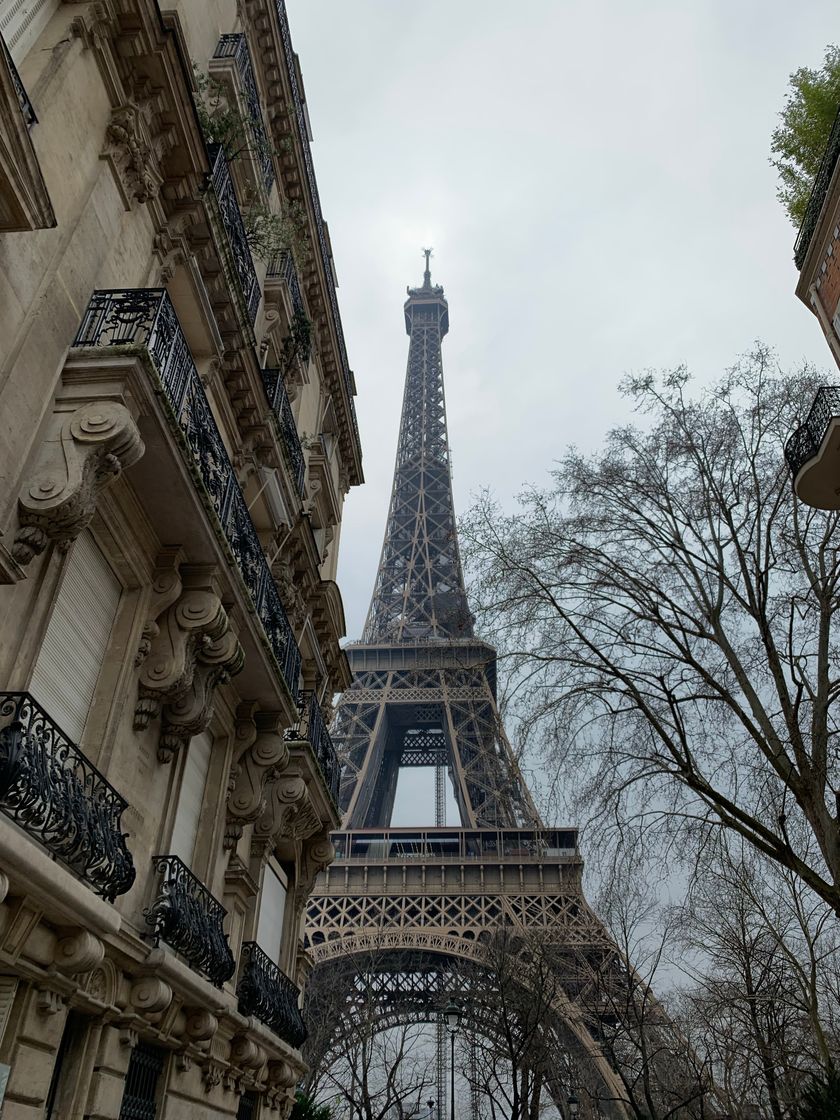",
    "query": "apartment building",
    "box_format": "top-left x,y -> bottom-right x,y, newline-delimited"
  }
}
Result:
0,0 -> 362,1115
